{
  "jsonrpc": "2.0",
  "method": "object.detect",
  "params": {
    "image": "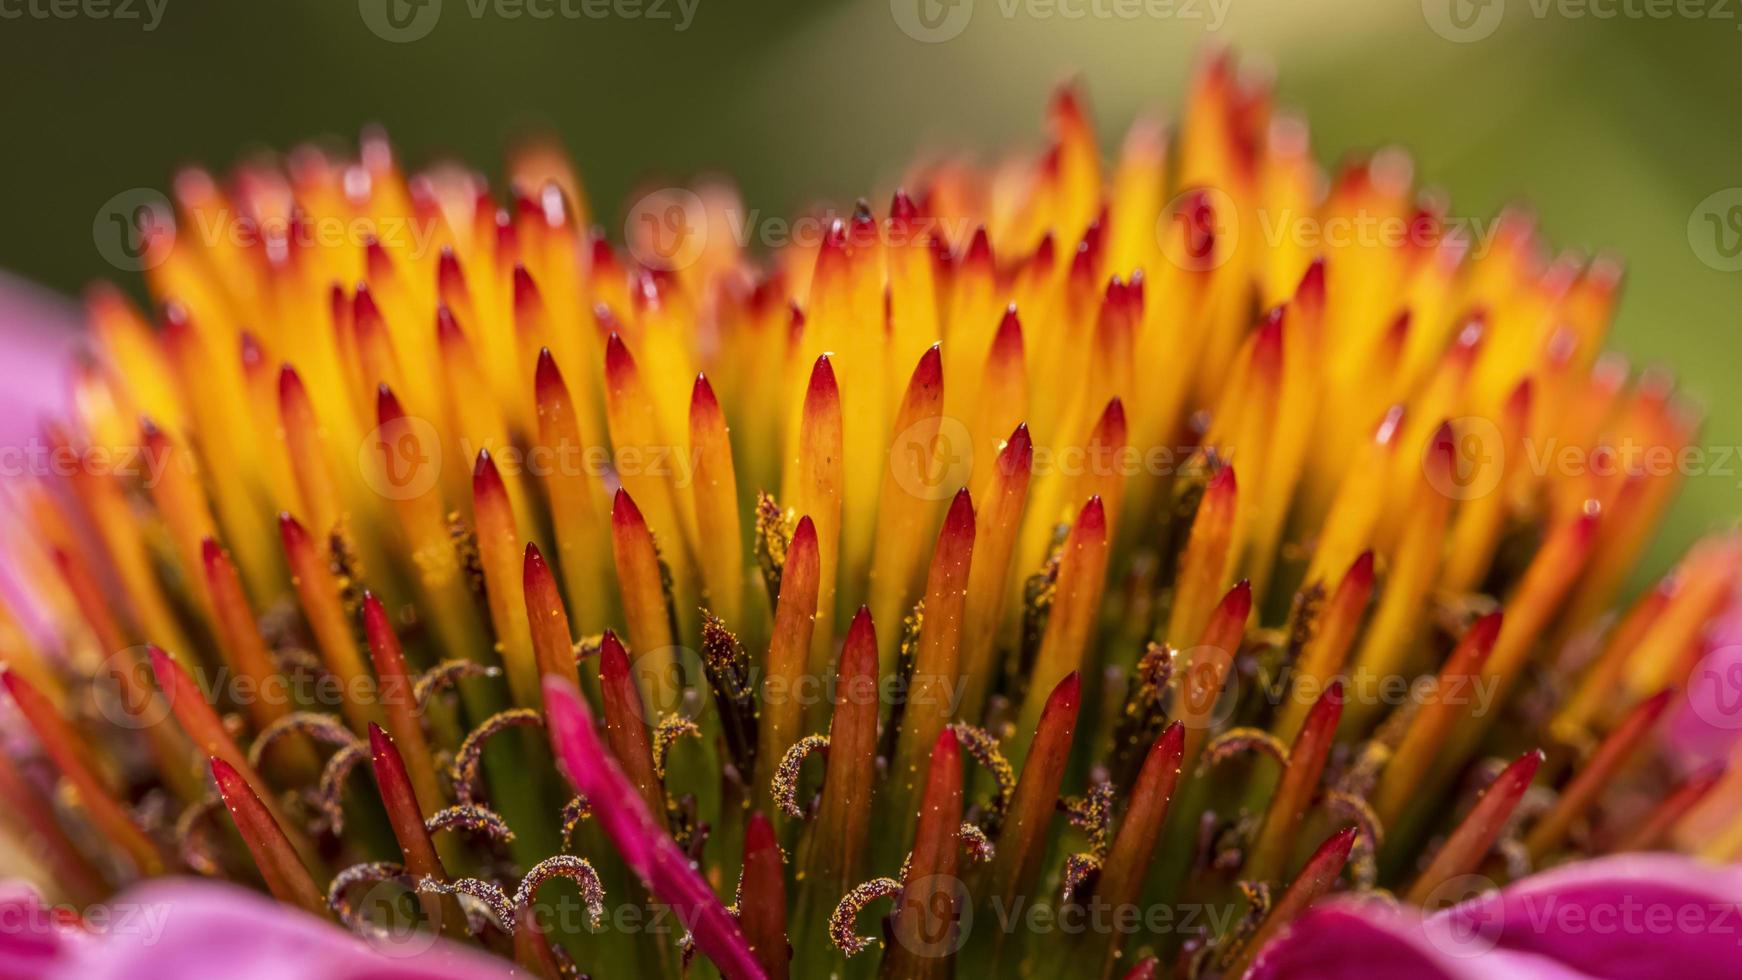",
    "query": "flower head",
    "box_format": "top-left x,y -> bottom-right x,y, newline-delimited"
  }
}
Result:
1,52 -> 1739,979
